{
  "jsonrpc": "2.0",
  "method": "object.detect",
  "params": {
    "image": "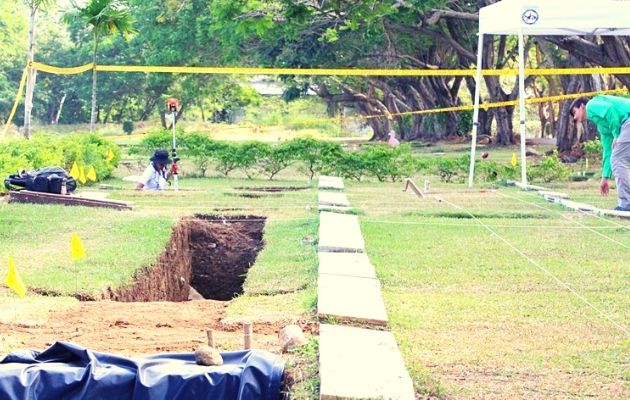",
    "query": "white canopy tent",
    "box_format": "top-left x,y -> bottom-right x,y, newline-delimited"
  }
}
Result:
468,0 -> 630,187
